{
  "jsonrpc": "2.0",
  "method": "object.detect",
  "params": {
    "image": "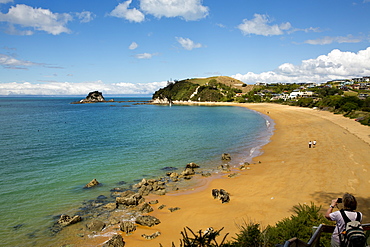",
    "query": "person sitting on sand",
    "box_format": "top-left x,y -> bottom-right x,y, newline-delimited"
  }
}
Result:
325,193 -> 363,247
